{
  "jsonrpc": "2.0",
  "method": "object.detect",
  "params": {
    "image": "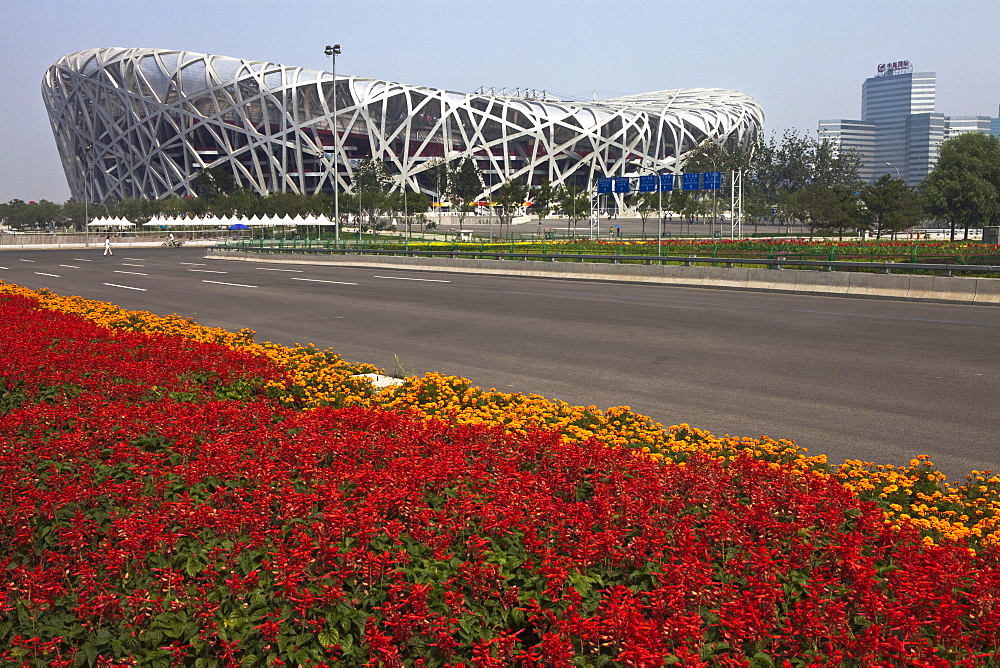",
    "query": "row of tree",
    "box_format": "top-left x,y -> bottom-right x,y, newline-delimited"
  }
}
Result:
682,130 -> 1000,240
3,132 -> 998,240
